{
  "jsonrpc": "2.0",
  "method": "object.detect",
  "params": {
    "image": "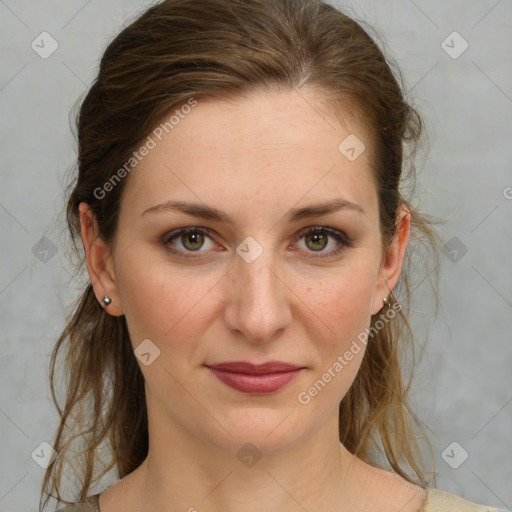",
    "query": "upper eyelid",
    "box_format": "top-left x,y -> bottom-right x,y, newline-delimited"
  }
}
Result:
163,225 -> 350,250
164,225 -> 344,239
